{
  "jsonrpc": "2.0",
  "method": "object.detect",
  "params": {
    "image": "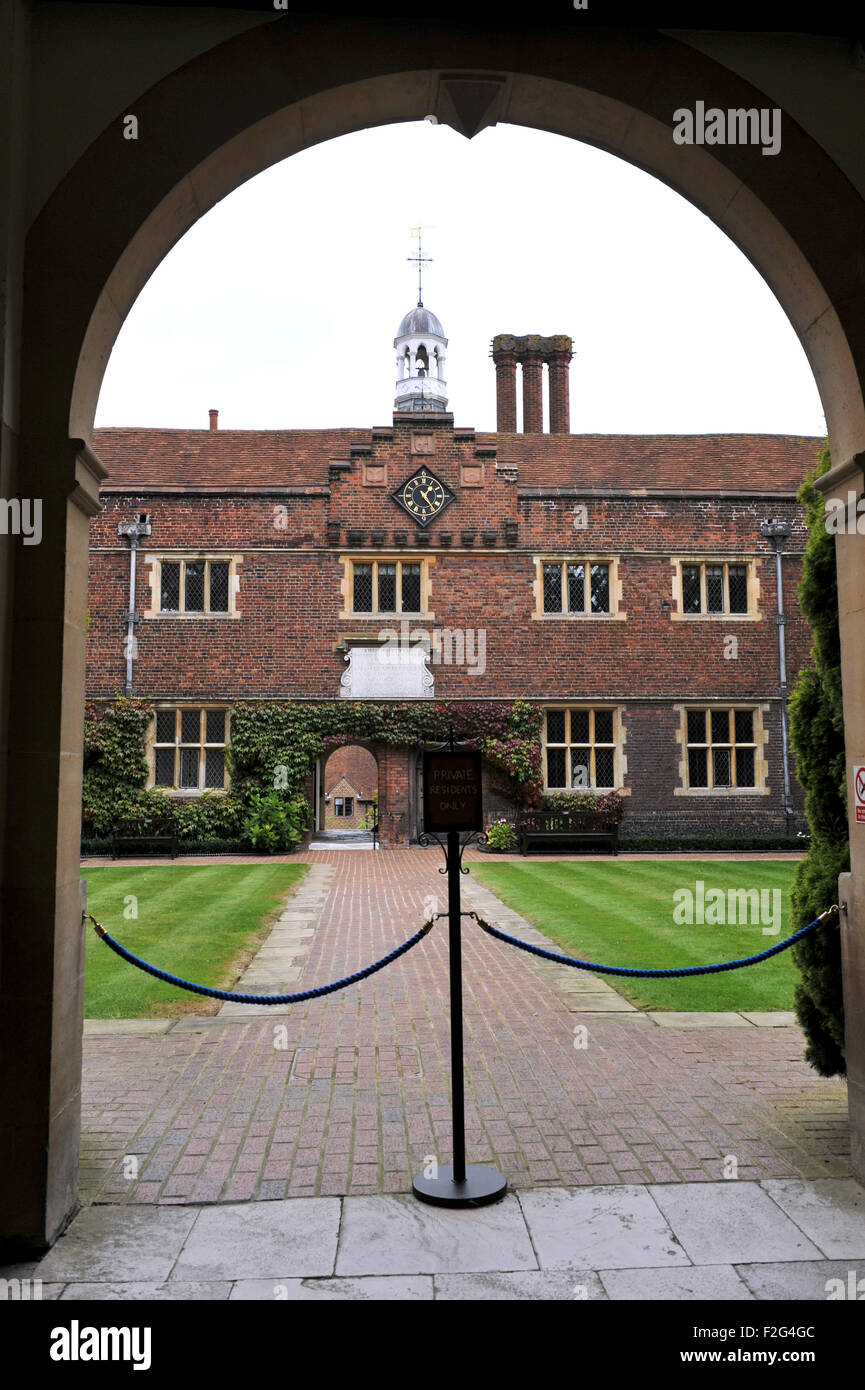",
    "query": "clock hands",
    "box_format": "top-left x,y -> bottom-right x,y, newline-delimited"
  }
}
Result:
392,469 -> 452,526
